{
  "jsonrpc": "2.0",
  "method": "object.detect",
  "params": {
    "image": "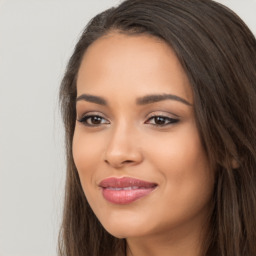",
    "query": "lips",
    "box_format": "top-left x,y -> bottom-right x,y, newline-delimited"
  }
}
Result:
99,177 -> 157,204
